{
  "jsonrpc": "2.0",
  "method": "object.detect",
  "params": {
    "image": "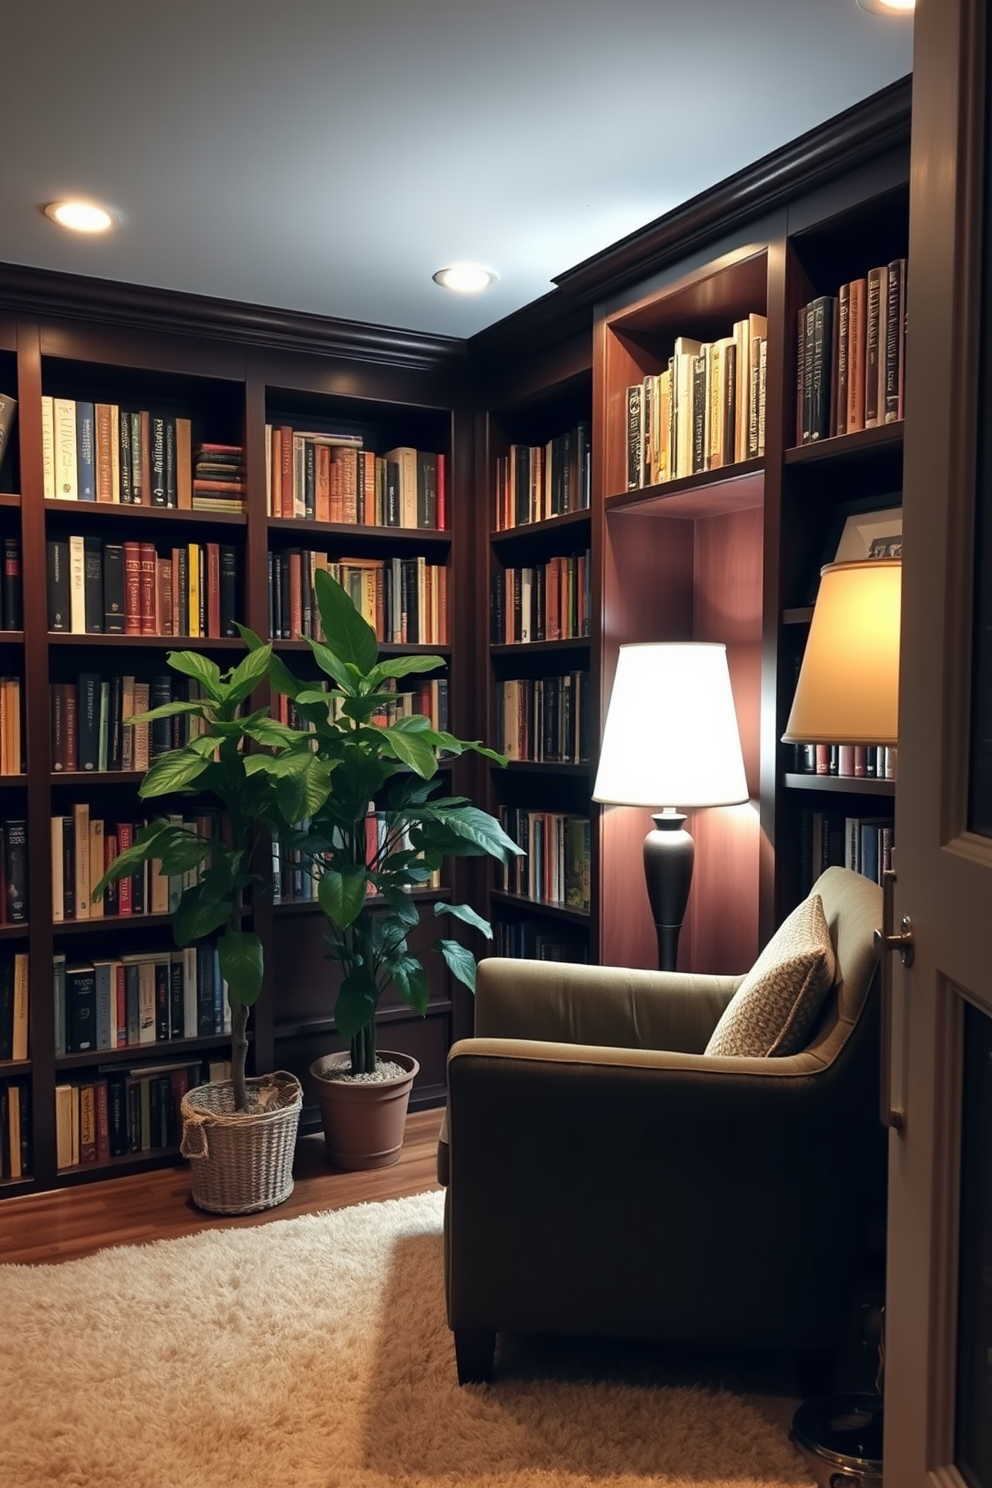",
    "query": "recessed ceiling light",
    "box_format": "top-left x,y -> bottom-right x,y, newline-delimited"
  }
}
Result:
857,0 -> 914,14
44,200 -> 116,233
432,264 -> 496,294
